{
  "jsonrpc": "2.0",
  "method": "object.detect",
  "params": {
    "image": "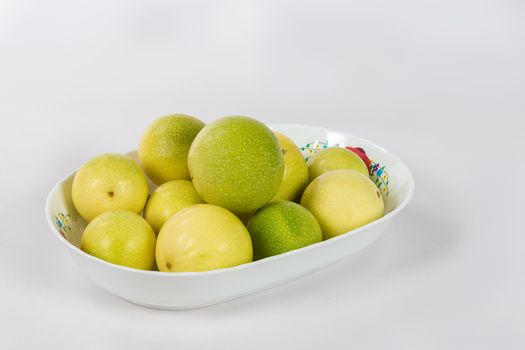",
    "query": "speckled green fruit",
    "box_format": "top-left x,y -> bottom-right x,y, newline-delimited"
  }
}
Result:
156,204 -> 253,272
139,114 -> 205,185
72,153 -> 149,222
247,201 -> 322,260
271,132 -> 309,202
301,169 -> 384,240
81,210 -> 156,270
143,180 -> 204,233
188,116 -> 284,214
308,147 -> 369,181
